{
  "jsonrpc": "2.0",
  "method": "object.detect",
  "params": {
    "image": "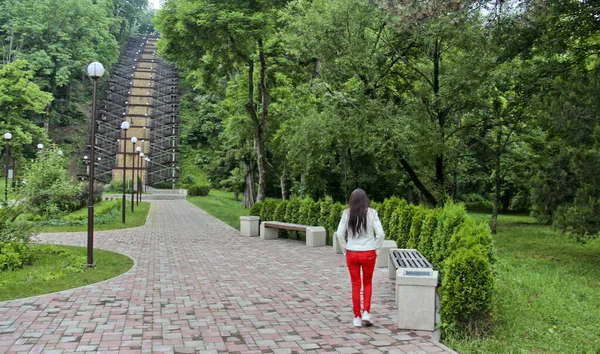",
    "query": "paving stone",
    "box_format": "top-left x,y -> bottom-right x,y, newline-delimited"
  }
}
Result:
0,196 -> 455,354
